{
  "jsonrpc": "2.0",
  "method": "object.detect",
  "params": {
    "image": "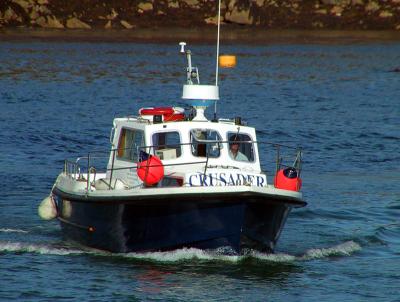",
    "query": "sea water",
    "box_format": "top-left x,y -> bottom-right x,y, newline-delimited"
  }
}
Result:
0,40 -> 399,301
